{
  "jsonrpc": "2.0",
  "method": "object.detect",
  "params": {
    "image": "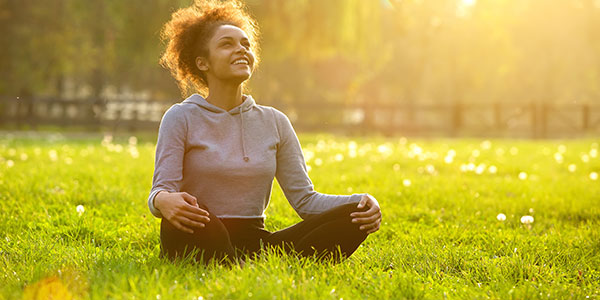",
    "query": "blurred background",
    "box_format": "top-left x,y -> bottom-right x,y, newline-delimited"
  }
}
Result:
1,0 -> 599,137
